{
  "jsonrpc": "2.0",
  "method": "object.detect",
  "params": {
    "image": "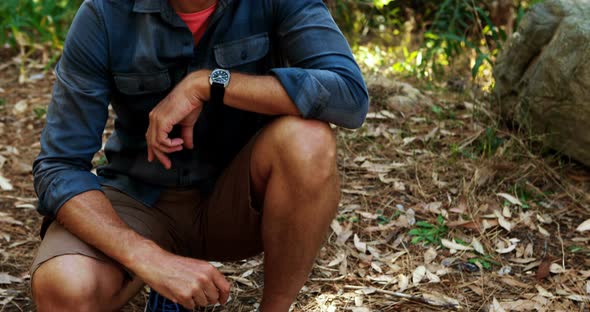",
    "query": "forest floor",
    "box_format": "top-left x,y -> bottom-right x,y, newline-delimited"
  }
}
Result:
1,51 -> 590,312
